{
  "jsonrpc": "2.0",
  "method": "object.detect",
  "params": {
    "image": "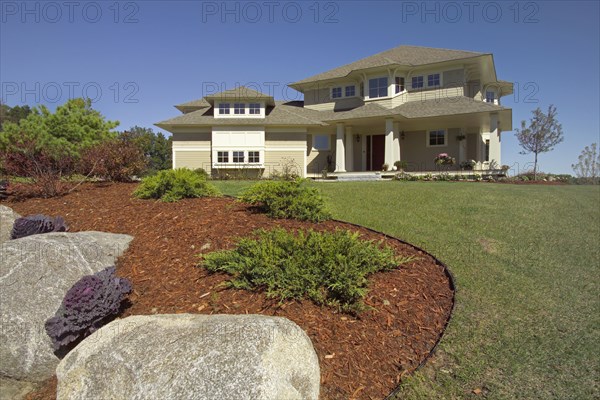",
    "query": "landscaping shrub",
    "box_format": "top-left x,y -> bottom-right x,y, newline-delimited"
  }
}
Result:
0,139 -> 74,197
78,137 -> 147,182
133,168 -> 221,202
239,179 -> 331,222
11,214 -> 69,239
193,168 -> 209,179
45,266 -> 131,356
200,228 -> 413,313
